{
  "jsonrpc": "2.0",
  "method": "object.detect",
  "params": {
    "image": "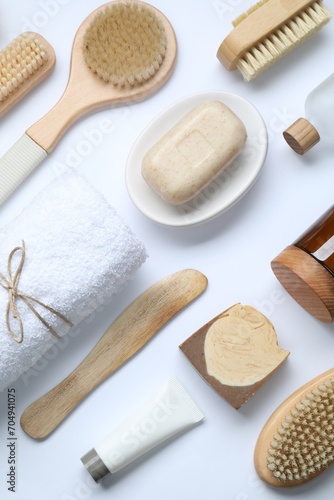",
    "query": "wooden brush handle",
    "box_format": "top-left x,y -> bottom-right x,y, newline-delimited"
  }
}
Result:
25,1 -> 177,154
217,0 -> 317,69
20,269 -> 207,440
26,83 -> 89,154
254,367 -> 334,487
